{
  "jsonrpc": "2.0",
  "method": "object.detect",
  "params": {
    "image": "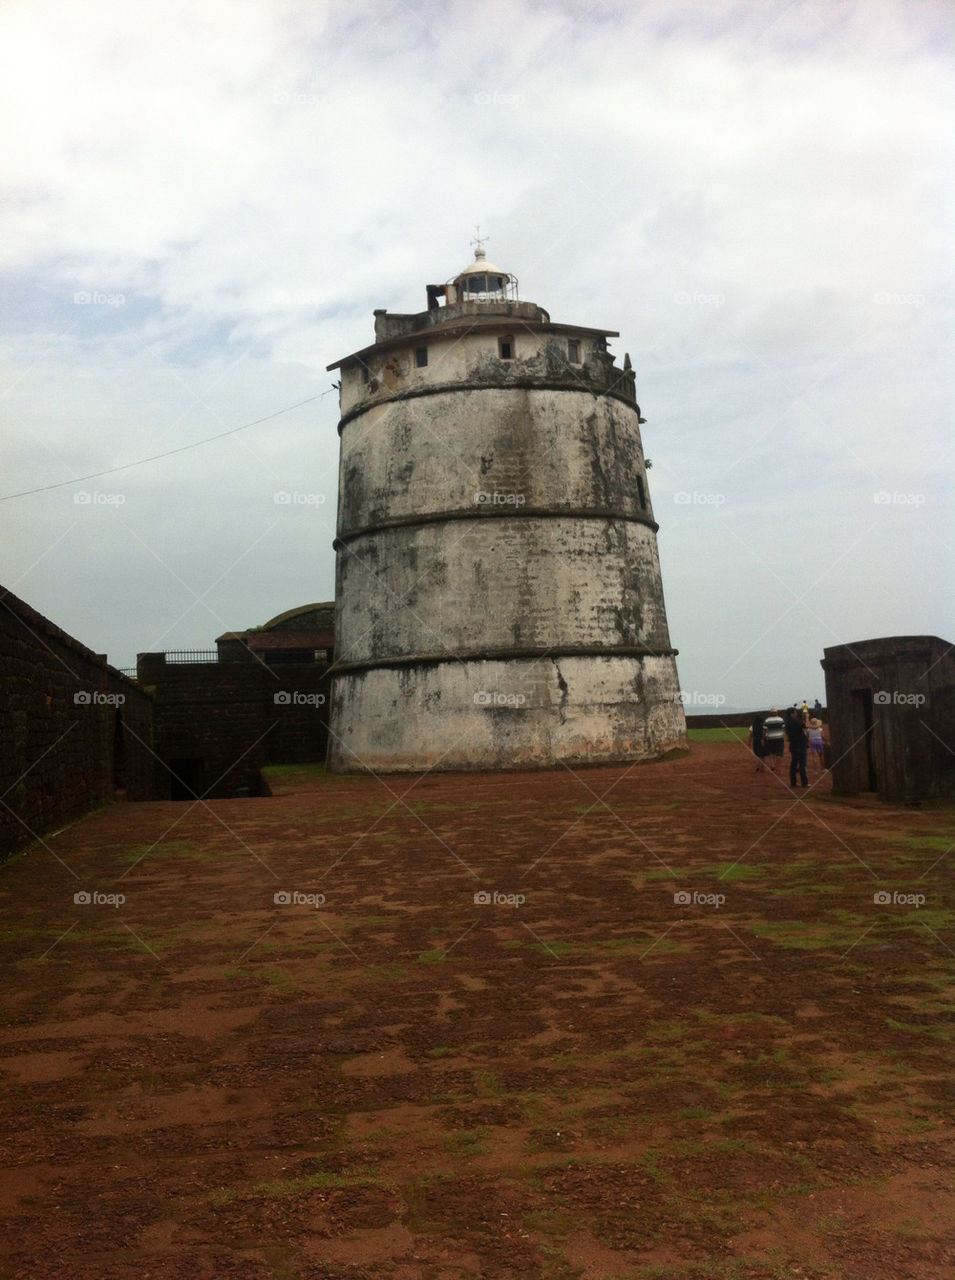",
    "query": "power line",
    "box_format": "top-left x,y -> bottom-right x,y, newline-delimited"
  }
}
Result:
0,389 -> 336,502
